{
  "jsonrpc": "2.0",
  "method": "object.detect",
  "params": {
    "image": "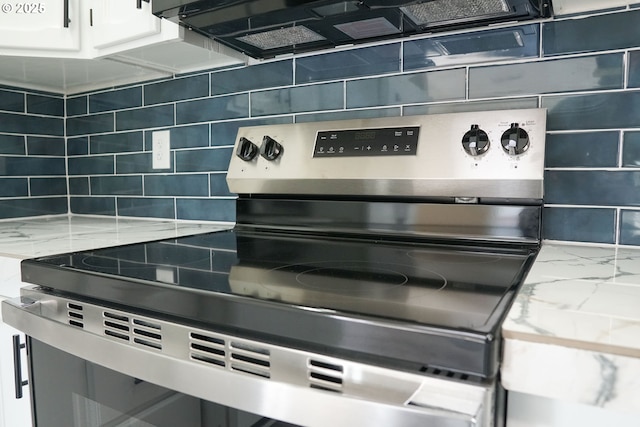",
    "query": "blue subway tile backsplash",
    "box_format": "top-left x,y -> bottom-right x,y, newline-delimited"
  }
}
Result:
145,125 -> 209,150
176,198 -> 235,222
296,44 -> 400,84
469,54 -> 624,99
543,91 -> 640,131
145,74 -> 209,106
68,156 -> 114,176
545,132 -> 619,168
175,147 -> 232,173
3,157 -> 66,176
144,175 -> 209,197
30,178 -> 67,196
1,7 -> 640,244
543,9 -> 640,56
0,112 -> 63,136
70,197 -> 116,215
210,61 -> 293,95
404,98 -> 538,116
27,94 -> 64,116
543,207 -> 616,244
27,136 -> 66,156
115,153 -> 156,175
90,176 -> 143,196
251,83 -> 343,116
67,96 -> 87,117
117,197 -> 175,219
0,89 -> 25,112
90,87 -> 142,114
67,113 -> 114,136
403,24 -> 540,71
623,132 -> 640,167
0,178 -> 28,197
0,198 -> 67,218
91,132 -> 143,154
629,51 -> 640,88
346,69 -> 466,108
69,177 -> 90,195
176,94 -> 249,124
620,210 -> 640,245
545,171 -> 640,206
0,135 -> 25,155
116,105 -> 174,131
